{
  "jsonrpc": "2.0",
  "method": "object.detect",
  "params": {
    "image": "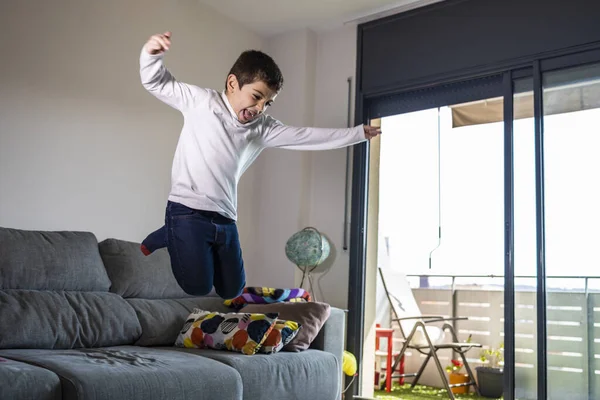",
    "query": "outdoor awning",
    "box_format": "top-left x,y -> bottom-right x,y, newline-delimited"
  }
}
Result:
451,79 -> 600,128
